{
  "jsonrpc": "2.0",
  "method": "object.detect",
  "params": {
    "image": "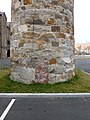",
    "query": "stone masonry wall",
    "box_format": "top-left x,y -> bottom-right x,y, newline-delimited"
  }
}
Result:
11,0 -> 75,84
0,12 -> 7,59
